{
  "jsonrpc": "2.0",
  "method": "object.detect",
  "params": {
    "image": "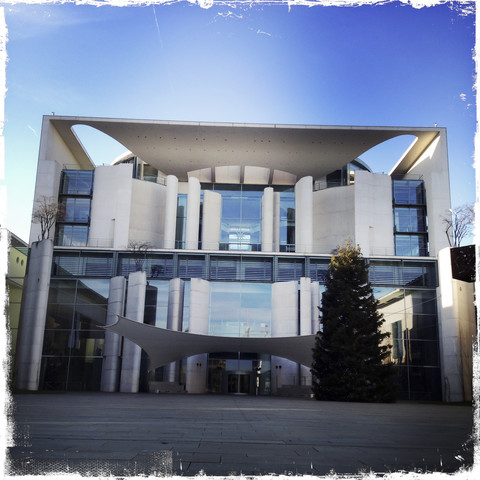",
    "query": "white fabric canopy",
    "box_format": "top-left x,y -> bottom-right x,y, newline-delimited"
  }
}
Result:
105,315 -> 317,371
